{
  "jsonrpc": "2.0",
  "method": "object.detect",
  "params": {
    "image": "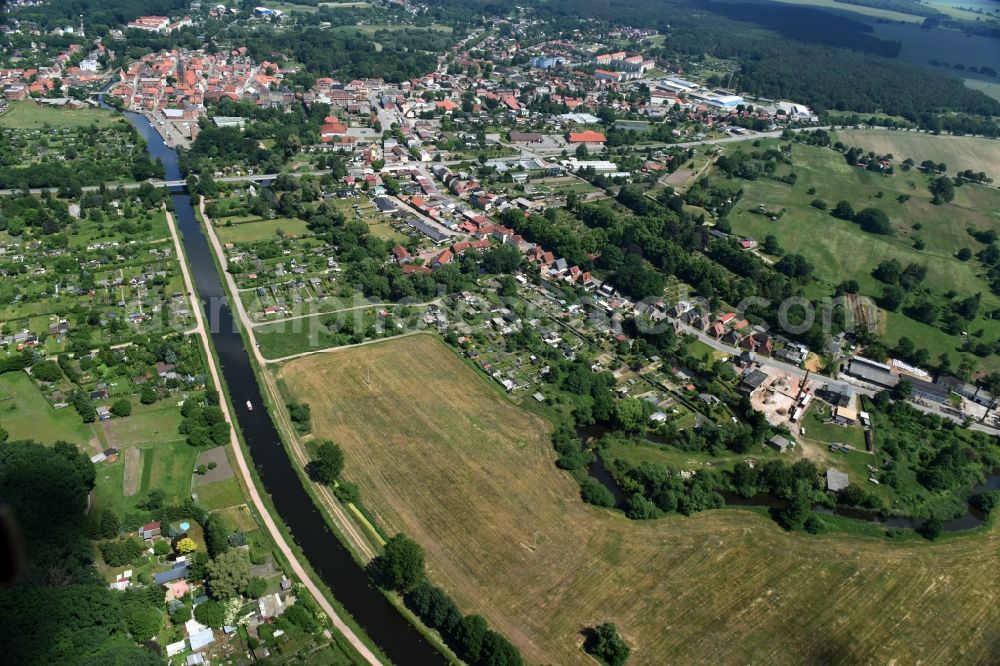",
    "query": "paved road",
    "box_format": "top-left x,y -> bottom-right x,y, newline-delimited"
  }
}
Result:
671,316 -> 1000,435
367,91 -> 399,132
